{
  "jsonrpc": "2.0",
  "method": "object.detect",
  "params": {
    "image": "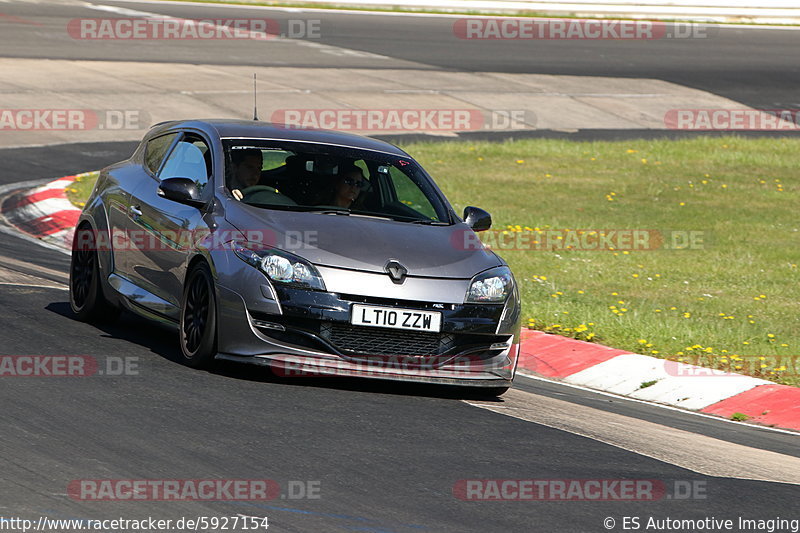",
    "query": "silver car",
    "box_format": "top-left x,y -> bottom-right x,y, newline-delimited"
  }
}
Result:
69,120 -> 521,395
